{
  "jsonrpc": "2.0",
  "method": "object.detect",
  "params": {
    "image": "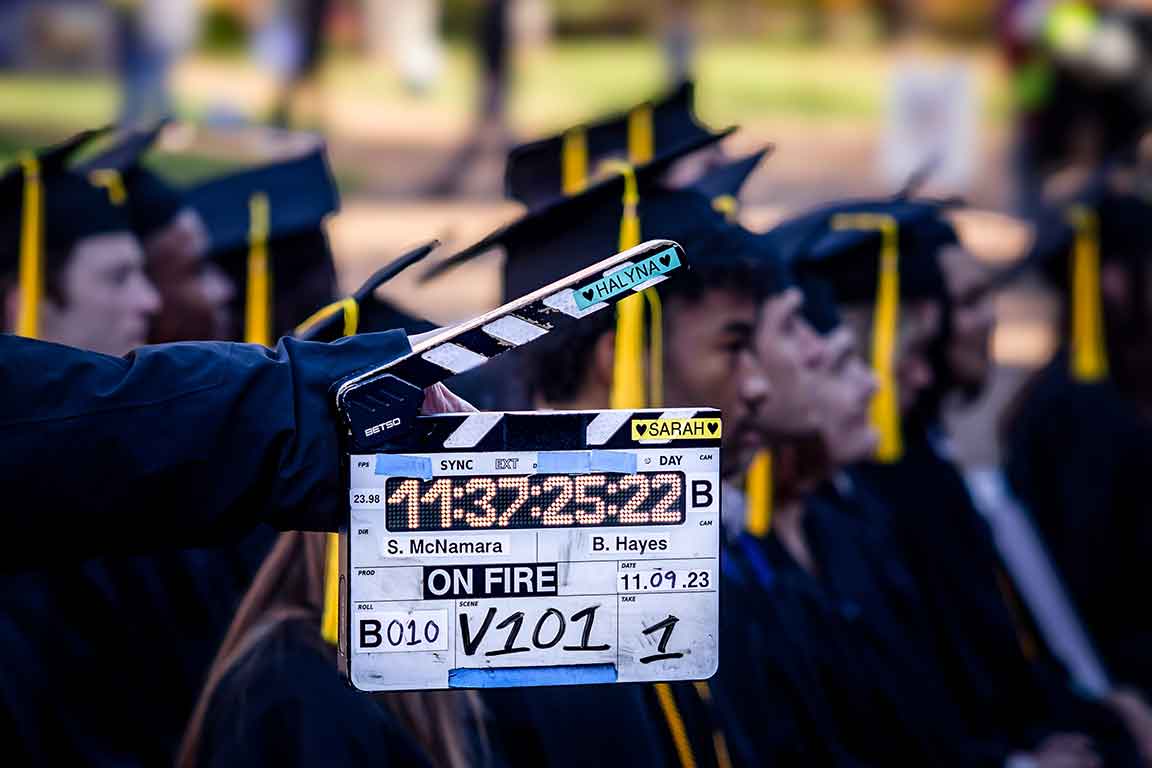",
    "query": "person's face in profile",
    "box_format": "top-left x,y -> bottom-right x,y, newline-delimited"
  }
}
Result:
37,231 -> 161,356
940,244 -> 995,399
841,298 -> 941,414
146,208 -> 234,343
663,287 -> 769,476
751,288 -> 826,438
809,325 -> 878,466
